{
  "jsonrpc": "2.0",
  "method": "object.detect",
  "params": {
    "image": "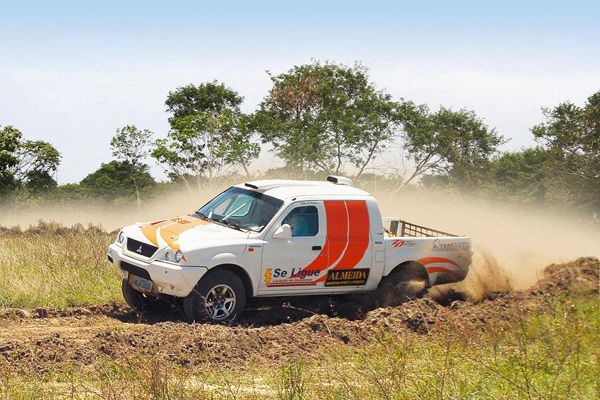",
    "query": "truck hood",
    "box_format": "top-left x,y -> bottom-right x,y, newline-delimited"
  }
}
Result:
126,215 -> 249,251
